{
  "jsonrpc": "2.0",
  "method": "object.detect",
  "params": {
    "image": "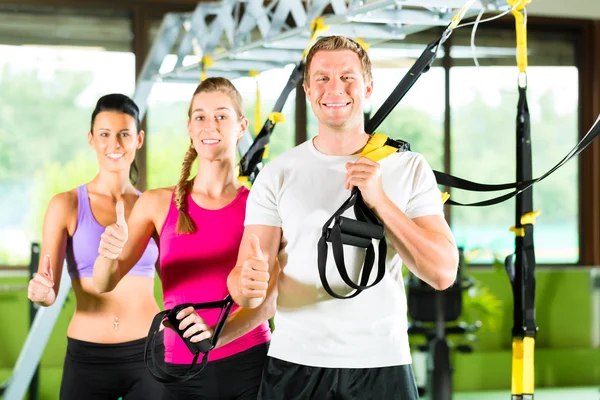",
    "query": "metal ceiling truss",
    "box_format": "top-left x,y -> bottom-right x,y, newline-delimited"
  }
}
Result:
134,0 -> 507,118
